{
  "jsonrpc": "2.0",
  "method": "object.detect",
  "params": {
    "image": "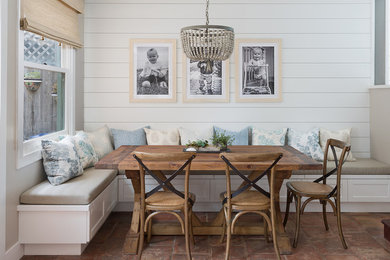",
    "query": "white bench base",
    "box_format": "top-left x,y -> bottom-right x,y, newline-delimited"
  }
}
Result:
18,176 -> 118,255
24,243 -> 88,256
